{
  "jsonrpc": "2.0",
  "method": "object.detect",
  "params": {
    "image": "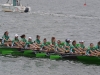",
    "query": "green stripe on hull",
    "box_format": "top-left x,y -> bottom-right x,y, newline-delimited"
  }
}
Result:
50,55 -> 61,60
1,47 -> 100,65
36,52 -> 47,58
77,56 -> 100,64
2,50 -> 14,55
23,50 -> 35,57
